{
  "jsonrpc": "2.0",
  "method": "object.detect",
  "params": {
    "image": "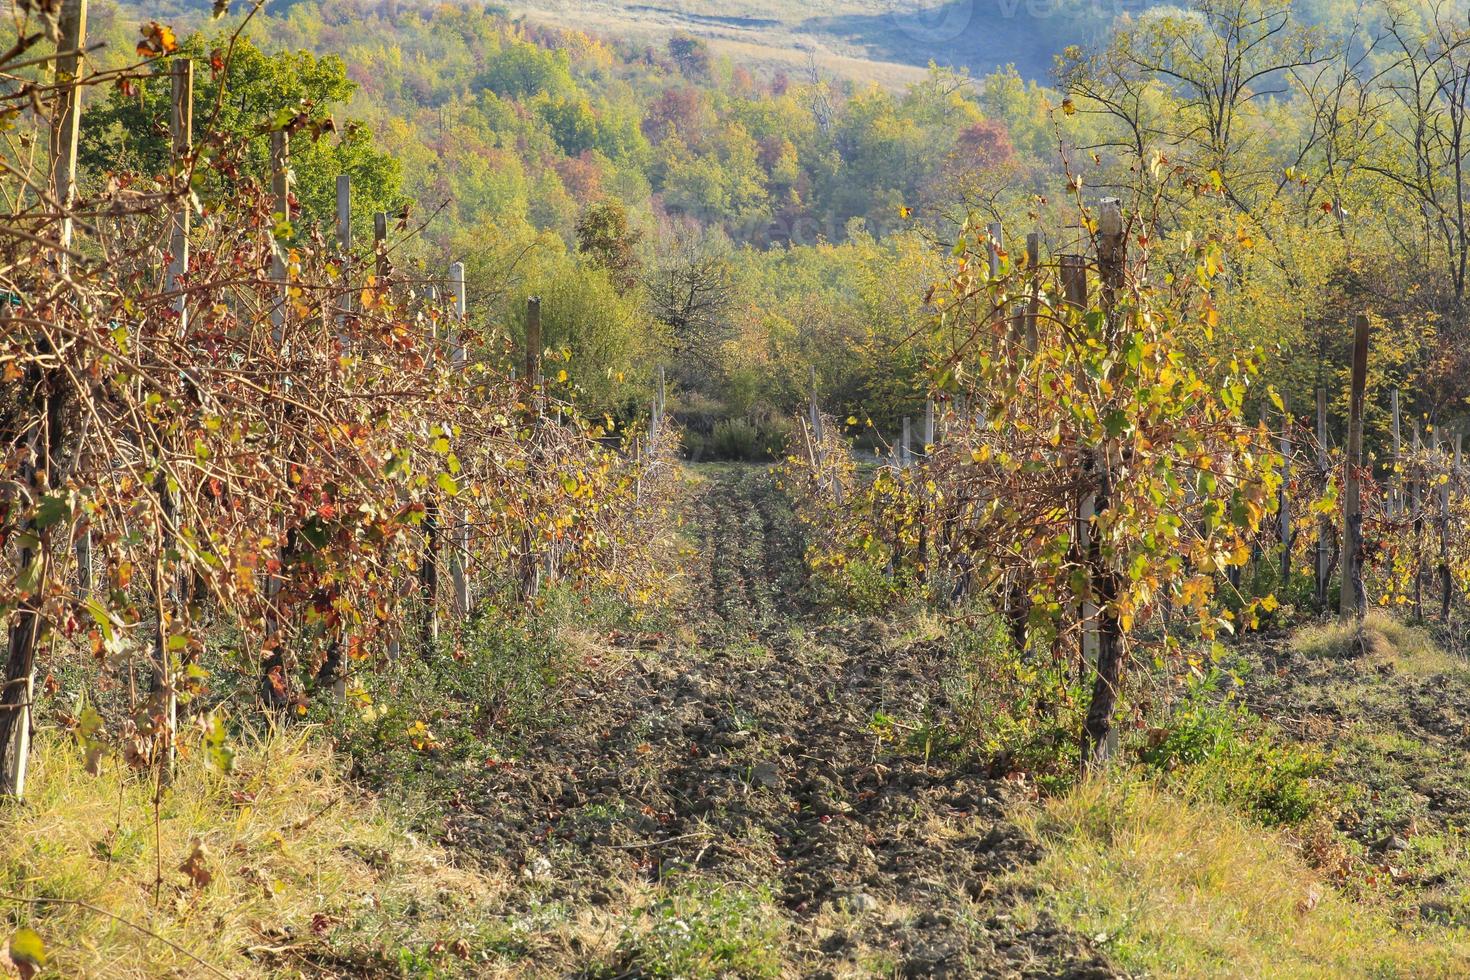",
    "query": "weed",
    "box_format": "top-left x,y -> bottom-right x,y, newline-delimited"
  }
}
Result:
609,877 -> 788,978
1140,673 -> 1330,827
945,612 -> 1086,790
